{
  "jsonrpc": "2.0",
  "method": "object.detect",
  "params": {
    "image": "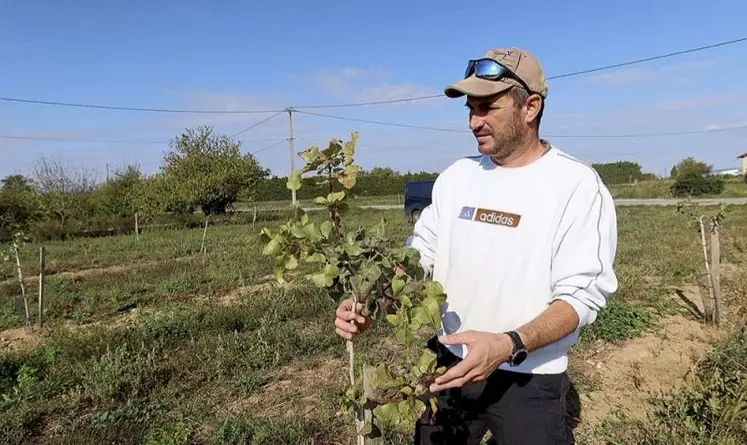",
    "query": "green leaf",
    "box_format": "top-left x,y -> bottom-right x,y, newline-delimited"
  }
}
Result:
298,146 -> 322,163
425,281 -> 446,303
262,238 -> 281,256
363,264 -> 382,283
305,252 -> 326,263
310,272 -> 332,288
372,365 -> 403,391
302,223 -> 322,242
300,213 -> 309,225
344,244 -> 364,257
392,276 -> 405,296
285,256 -> 298,270
373,403 -> 401,428
273,265 -> 285,283
327,191 -> 346,203
399,295 -> 413,309
324,263 -> 340,280
421,296 -> 442,329
417,348 -> 437,375
314,196 -> 328,206
287,170 -> 302,191
386,313 -> 401,327
320,221 -> 333,239
429,397 -> 439,419
338,202 -> 350,215
290,224 -> 306,239
344,132 -> 358,158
